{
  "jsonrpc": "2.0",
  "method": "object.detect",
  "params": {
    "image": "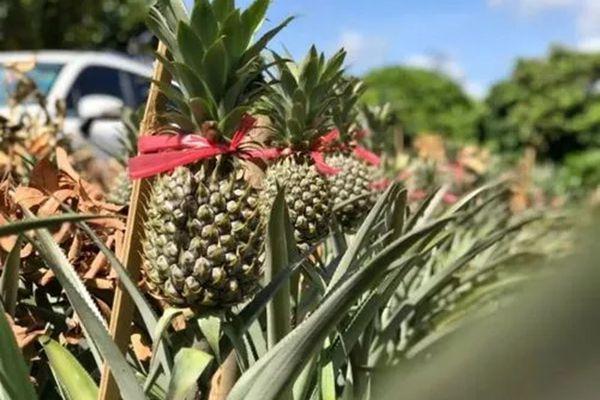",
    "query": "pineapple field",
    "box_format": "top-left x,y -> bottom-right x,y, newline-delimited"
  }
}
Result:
0,1 -> 598,400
